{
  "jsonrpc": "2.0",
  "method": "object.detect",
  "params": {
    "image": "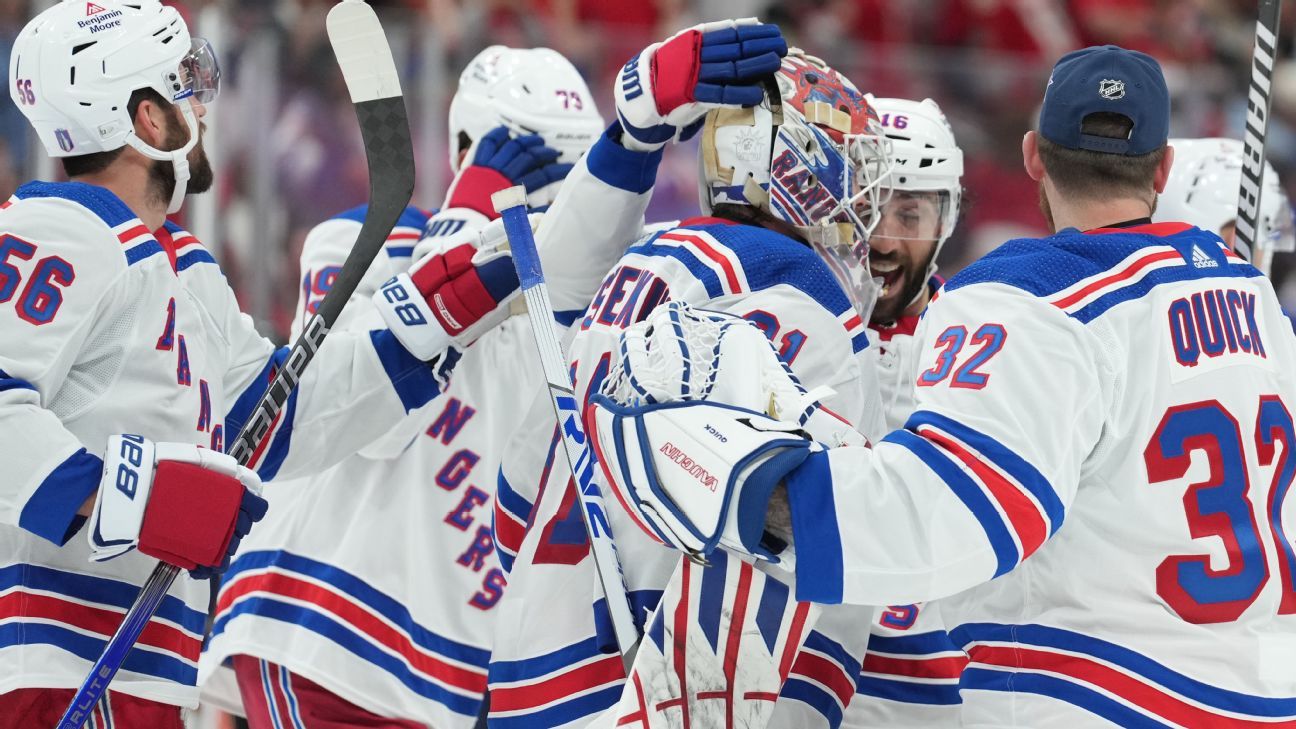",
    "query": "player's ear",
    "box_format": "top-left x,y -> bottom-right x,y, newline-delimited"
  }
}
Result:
132,96 -> 170,148
1022,131 -> 1045,182
1152,144 -> 1175,194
